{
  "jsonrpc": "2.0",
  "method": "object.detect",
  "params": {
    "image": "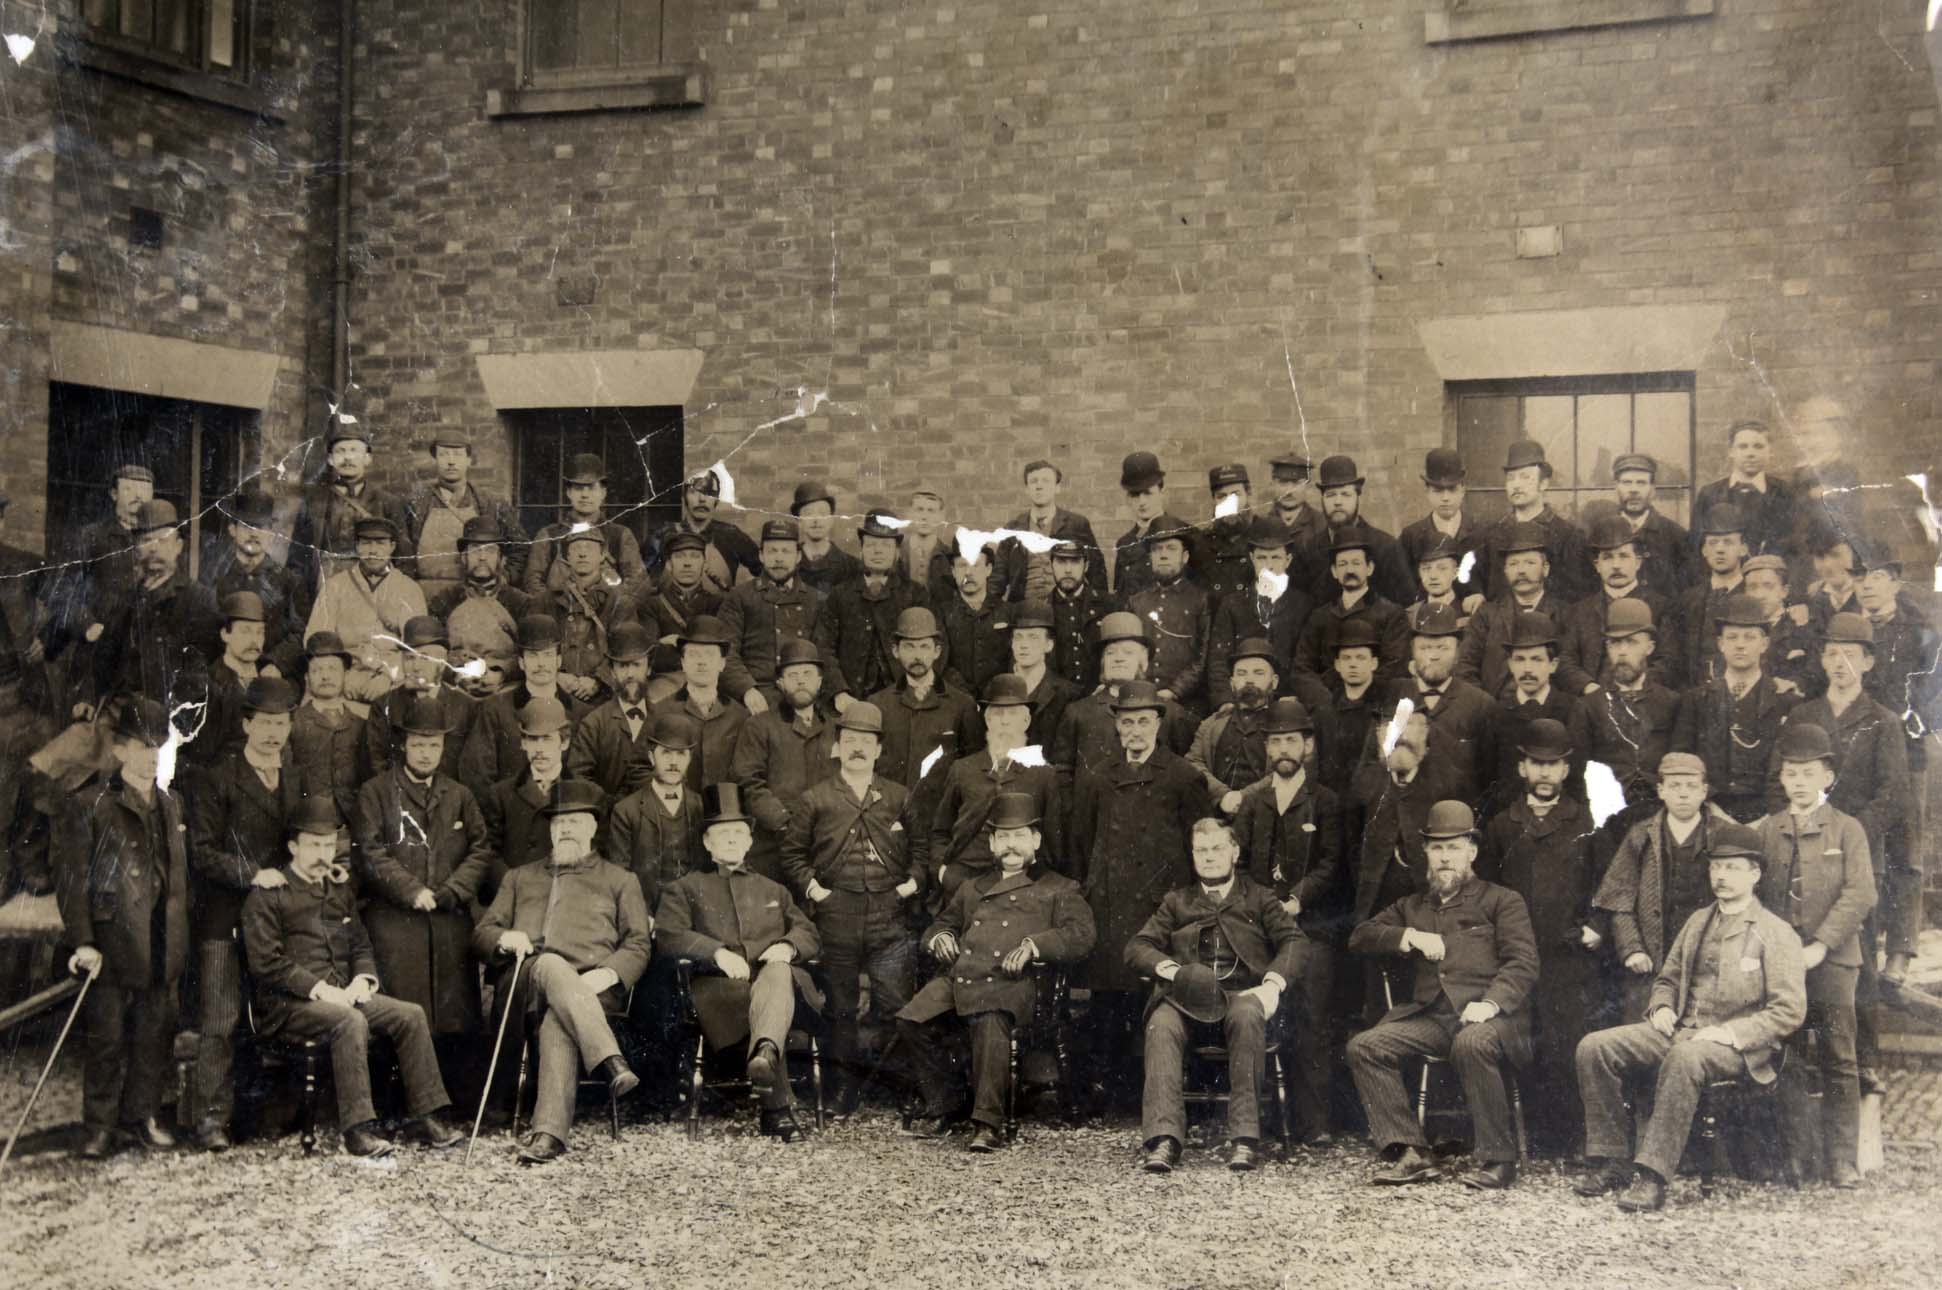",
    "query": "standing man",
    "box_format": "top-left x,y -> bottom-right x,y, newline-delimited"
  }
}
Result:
868,607 -> 982,845
1195,464 -> 1257,606
1581,602 -> 1682,840
459,613 -> 594,794
1398,448 -> 1484,609
1456,521 -> 1574,699
431,517 -> 529,667
405,429 -> 529,603
732,638 -> 839,883
998,459 -> 1107,603
1314,619 -> 1385,798
481,696 -> 573,877
522,453 -> 646,598
816,512 -> 923,710
1186,638 -> 1281,812
1006,599 -> 1079,749
1475,439 -> 1591,605
1560,516 -> 1686,692
1347,800 -> 1538,1190
1348,706 -> 1463,937
543,527 -> 642,706
721,518 -> 820,717
931,673 -> 1068,906
41,464 -> 154,696
304,515 -> 427,706
564,622 -> 658,803
1609,453 -> 1694,597
791,480 -> 863,596
1113,452 -> 1194,602
606,712 -> 704,912
1292,529 -> 1410,690
1263,452 -> 1331,600
1488,611 -> 1592,810
1739,554 -> 1822,698
203,488 -> 310,679
659,615 -> 749,799
366,615 -> 479,787
290,631 -> 370,825
1050,611 -> 1199,788
1206,515 -> 1315,710
188,591 -> 272,774
1679,503 -> 1750,678
1385,603 -> 1498,803
1126,533 -> 1209,713
642,466 -> 760,597
1313,455 -> 1414,608
900,485 -> 955,604
87,501 -> 221,730
1671,593 -> 1800,822
1047,540 -> 1111,695
637,530 -> 723,648
289,425 -> 414,598
1693,419 -> 1796,559
940,541 -> 1011,698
